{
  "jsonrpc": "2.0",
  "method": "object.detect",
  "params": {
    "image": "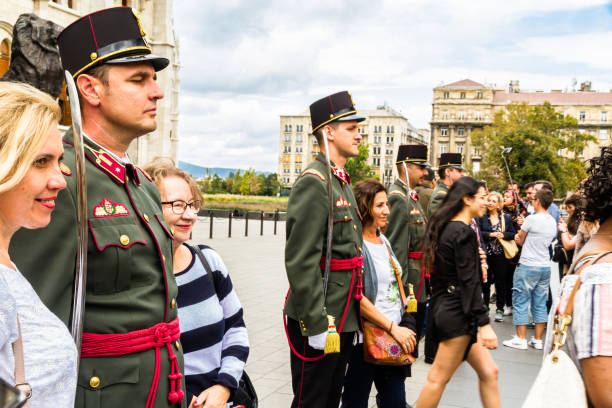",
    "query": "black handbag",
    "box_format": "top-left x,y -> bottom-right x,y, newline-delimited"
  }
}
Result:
191,244 -> 258,408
